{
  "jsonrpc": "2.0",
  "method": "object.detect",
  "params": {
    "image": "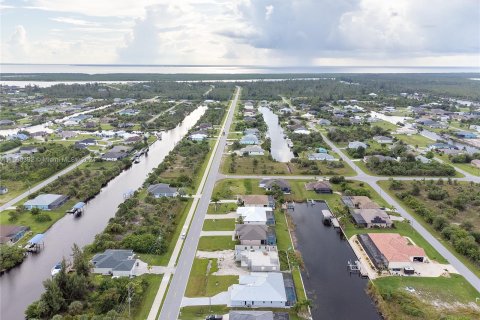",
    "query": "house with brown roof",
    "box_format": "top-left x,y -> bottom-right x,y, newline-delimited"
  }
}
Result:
357,233 -> 426,272
238,195 -> 275,208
